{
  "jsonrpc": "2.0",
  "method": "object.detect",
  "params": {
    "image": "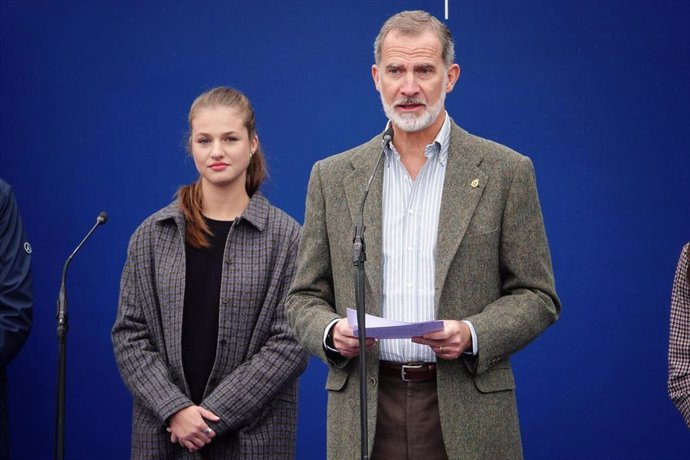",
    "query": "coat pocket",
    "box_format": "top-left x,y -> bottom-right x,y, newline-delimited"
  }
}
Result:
325,367 -> 349,391
473,366 -> 515,393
